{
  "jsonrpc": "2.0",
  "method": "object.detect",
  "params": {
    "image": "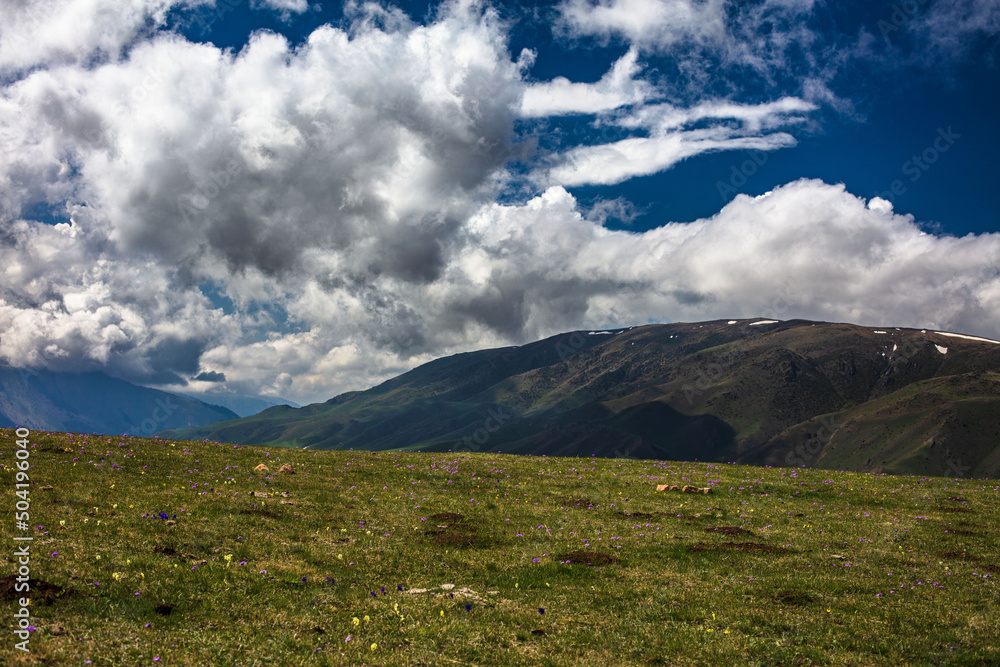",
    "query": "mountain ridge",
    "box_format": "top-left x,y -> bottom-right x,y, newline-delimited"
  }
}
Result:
0,367 -> 239,436
165,318 -> 1000,477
